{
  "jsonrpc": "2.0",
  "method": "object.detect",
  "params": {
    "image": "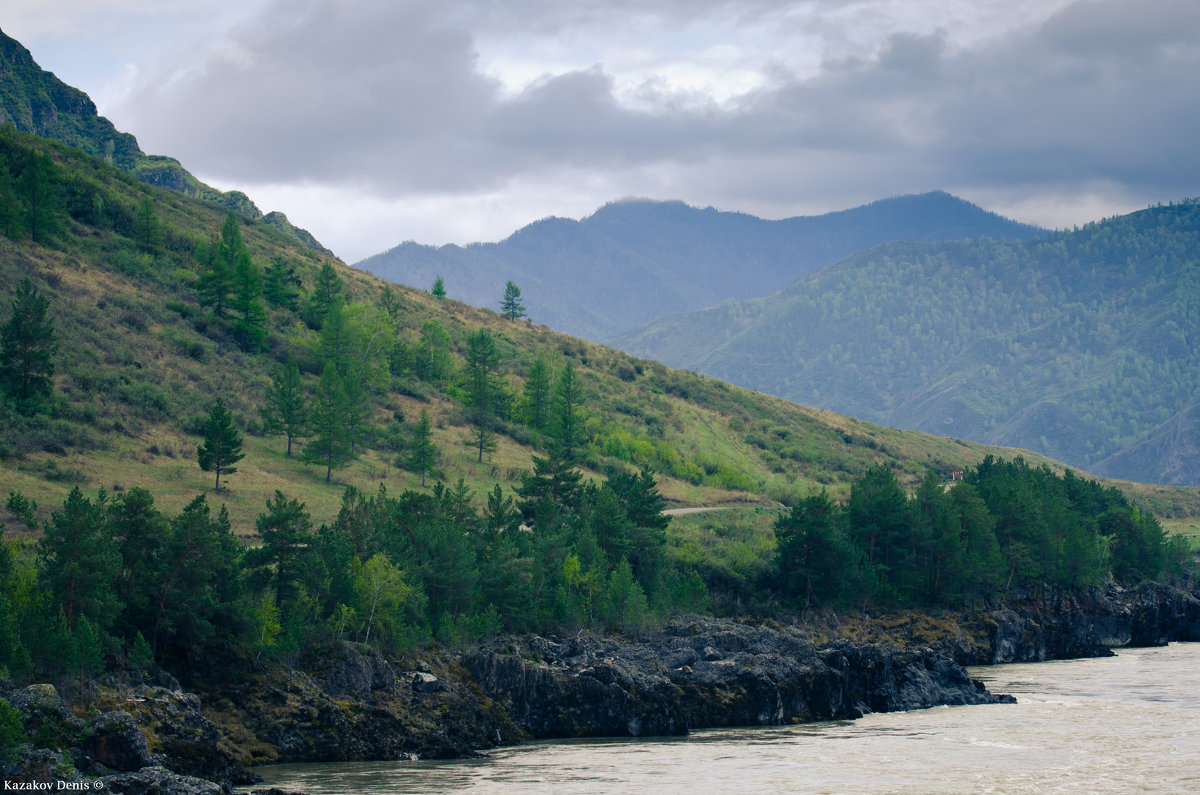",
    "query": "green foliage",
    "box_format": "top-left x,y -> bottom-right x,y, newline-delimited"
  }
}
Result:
305,261 -> 343,327
550,361 -> 584,462
260,359 -> 308,456
431,275 -> 446,299
263,257 -> 301,311
501,280 -> 526,320
773,457 -> 1178,610
197,398 -> 245,490
1,277 -> 57,413
0,697 -> 24,764
465,328 -> 500,462
39,487 -> 120,630
302,365 -> 357,482
622,202 -> 1200,485
405,409 -> 438,486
